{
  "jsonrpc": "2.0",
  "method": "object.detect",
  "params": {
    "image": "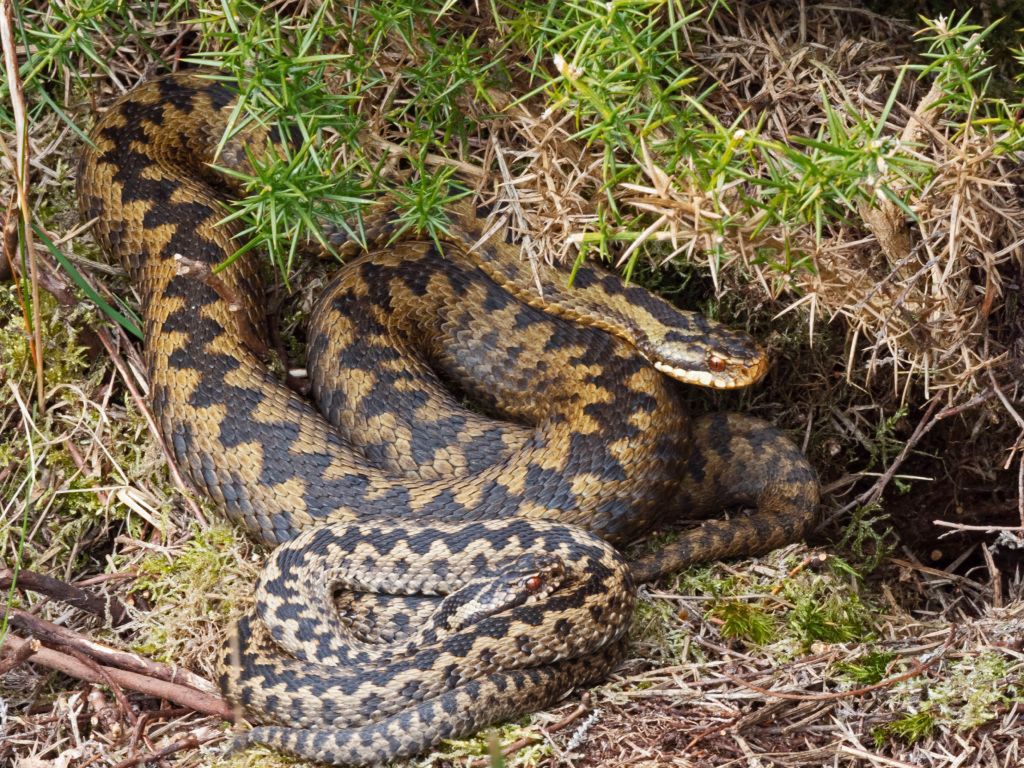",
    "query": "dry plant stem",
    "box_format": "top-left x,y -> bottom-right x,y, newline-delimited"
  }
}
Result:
26,253 -> 88,312
95,327 -> 207,524
837,745 -> 922,768
933,521 -> 1024,533
59,641 -> 139,727
7,607 -> 218,694
0,568 -> 131,626
369,135 -> 485,178
981,545 -> 1002,609
1,199 -> 16,280
2,633 -> 234,719
722,626 -> 955,703
0,635 -> 39,674
0,0 -> 44,407
826,397 -> 943,523
112,733 -> 222,768
173,253 -> 269,357
468,695 -> 594,767
934,389 -> 996,420
1019,455 -> 1024,530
